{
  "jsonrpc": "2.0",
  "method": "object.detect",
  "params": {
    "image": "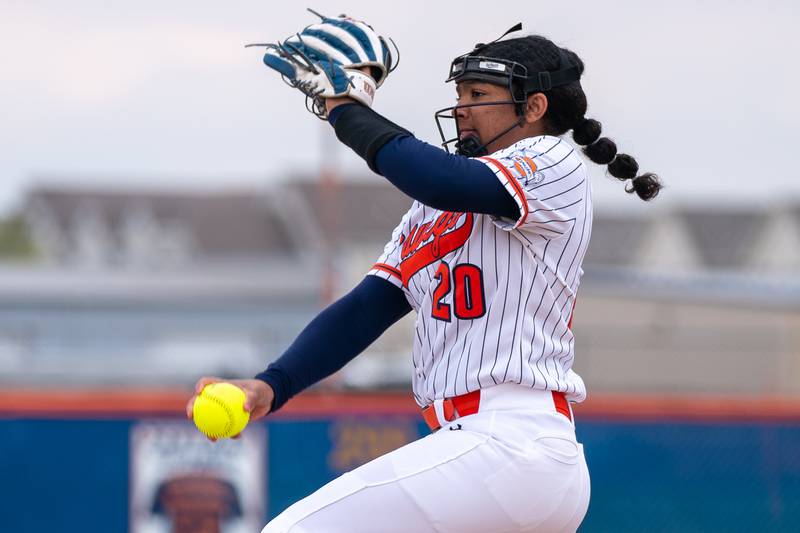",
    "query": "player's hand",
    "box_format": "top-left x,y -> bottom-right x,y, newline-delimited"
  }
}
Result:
248,9 -> 396,119
186,377 -> 275,429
